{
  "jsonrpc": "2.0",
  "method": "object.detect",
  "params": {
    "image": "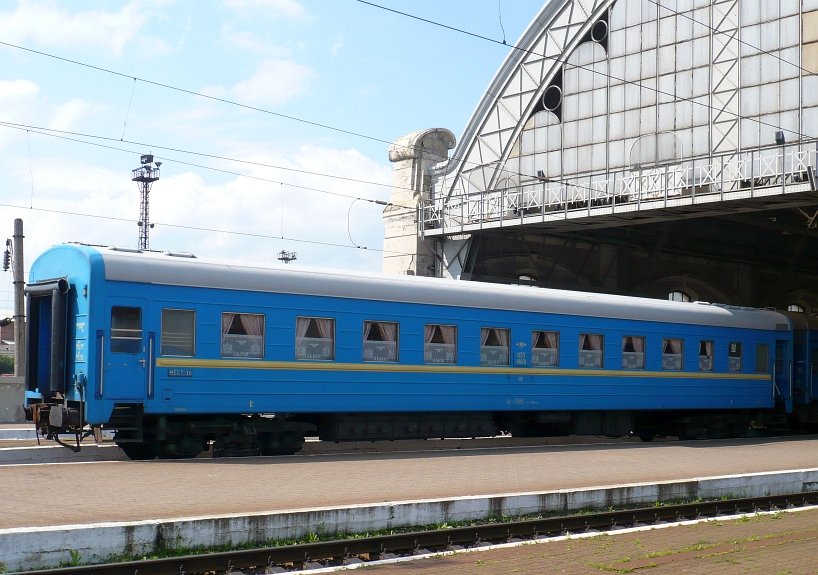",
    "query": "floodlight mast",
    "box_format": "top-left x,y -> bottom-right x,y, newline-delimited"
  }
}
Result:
278,250 -> 297,264
132,154 -> 161,250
